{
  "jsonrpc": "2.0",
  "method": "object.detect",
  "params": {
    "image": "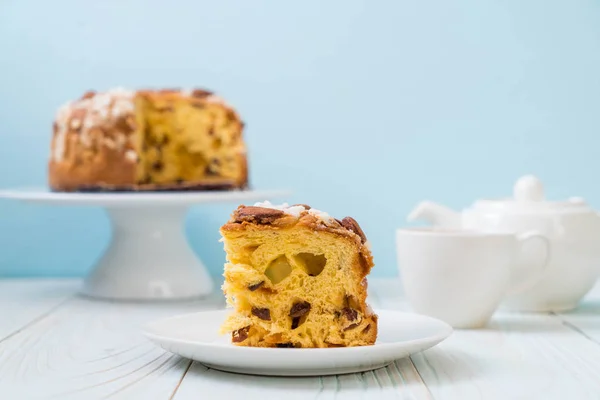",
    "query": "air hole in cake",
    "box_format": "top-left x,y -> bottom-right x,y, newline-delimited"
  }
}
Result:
238,244 -> 260,264
295,253 -> 327,277
264,256 -> 293,284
